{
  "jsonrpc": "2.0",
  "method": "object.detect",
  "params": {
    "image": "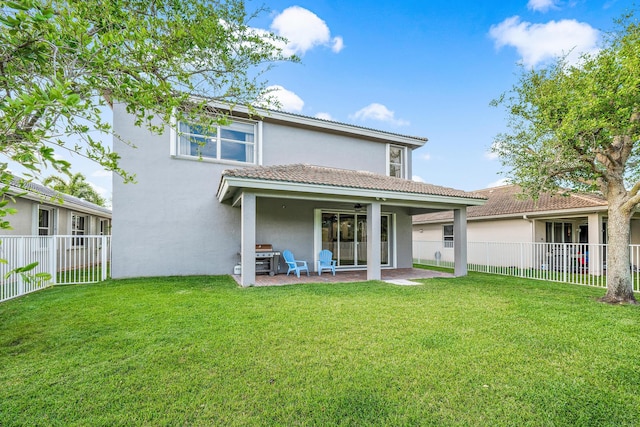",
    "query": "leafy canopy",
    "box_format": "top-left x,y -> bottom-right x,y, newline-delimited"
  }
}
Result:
43,173 -> 106,206
491,14 -> 640,210
0,0 -> 291,182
